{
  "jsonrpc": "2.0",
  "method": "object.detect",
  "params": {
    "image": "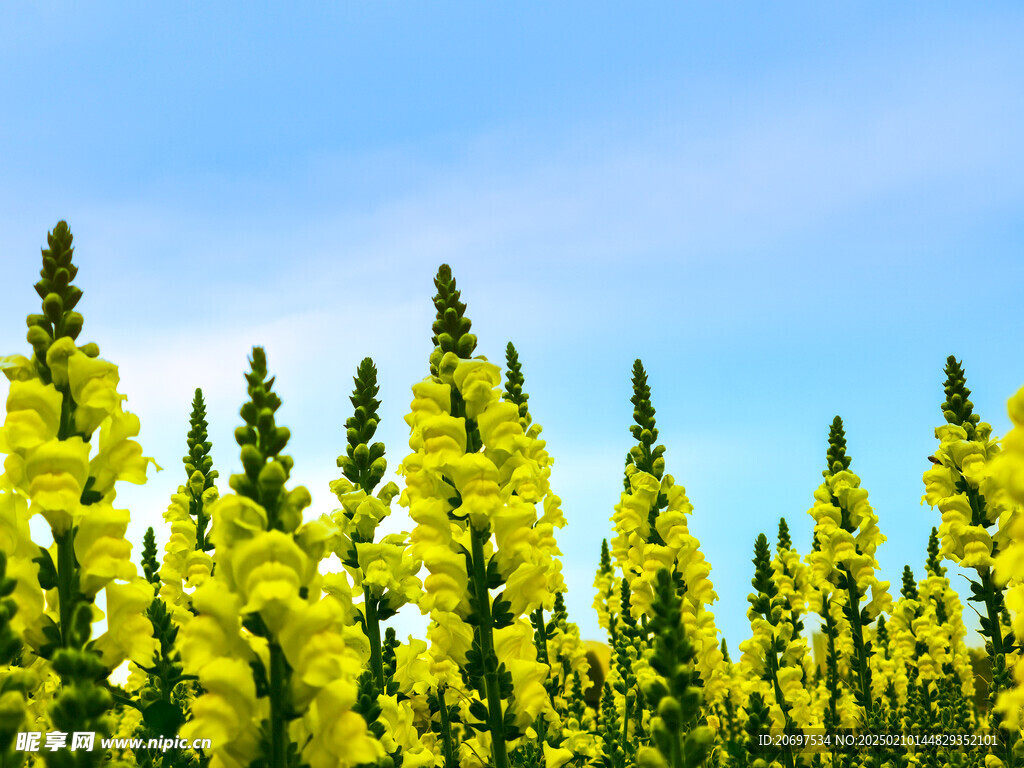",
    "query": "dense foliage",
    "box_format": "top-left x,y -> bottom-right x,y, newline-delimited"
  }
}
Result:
1,222 -> 1023,768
